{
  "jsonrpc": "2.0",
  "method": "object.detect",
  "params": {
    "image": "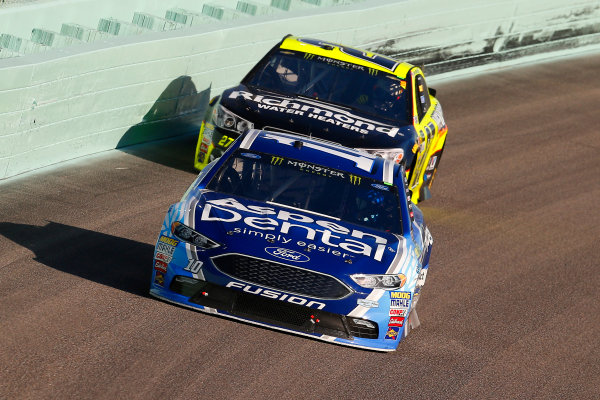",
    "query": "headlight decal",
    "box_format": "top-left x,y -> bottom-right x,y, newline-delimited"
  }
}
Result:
171,221 -> 219,250
213,104 -> 254,134
347,234 -> 408,319
358,148 -> 405,164
350,273 -> 407,290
